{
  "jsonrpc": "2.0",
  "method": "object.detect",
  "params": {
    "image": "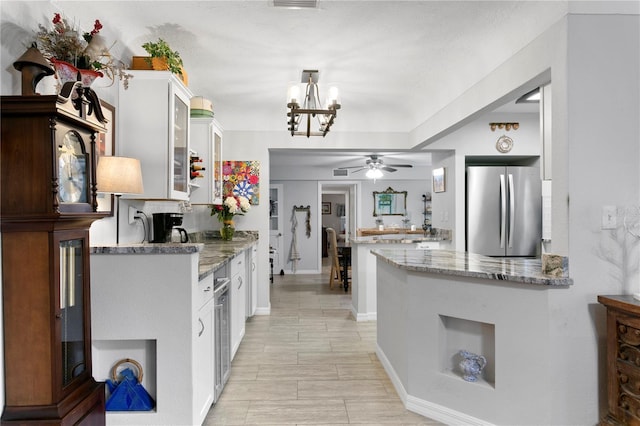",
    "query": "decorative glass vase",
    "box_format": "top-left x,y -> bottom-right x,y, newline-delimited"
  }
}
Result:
50,58 -> 79,86
78,68 -> 103,88
220,220 -> 235,241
